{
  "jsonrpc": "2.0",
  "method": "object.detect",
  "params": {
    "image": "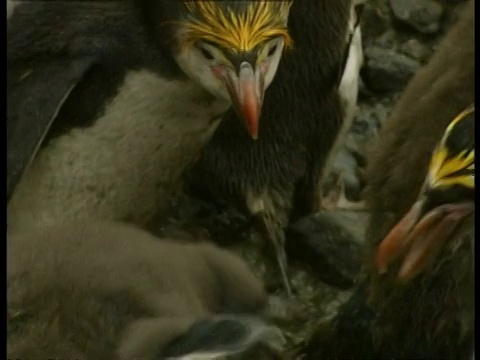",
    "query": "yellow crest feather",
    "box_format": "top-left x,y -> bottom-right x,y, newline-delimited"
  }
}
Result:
428,105 -> 475,189
179,1 -> 293,52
